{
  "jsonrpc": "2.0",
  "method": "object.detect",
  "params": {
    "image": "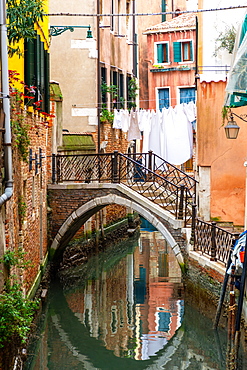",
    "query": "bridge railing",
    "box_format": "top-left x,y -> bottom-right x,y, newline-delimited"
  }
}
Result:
117,152 -> 194,225
126,151 -> 196,198
51,151 -> 197,226
193,218 -> 239,266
